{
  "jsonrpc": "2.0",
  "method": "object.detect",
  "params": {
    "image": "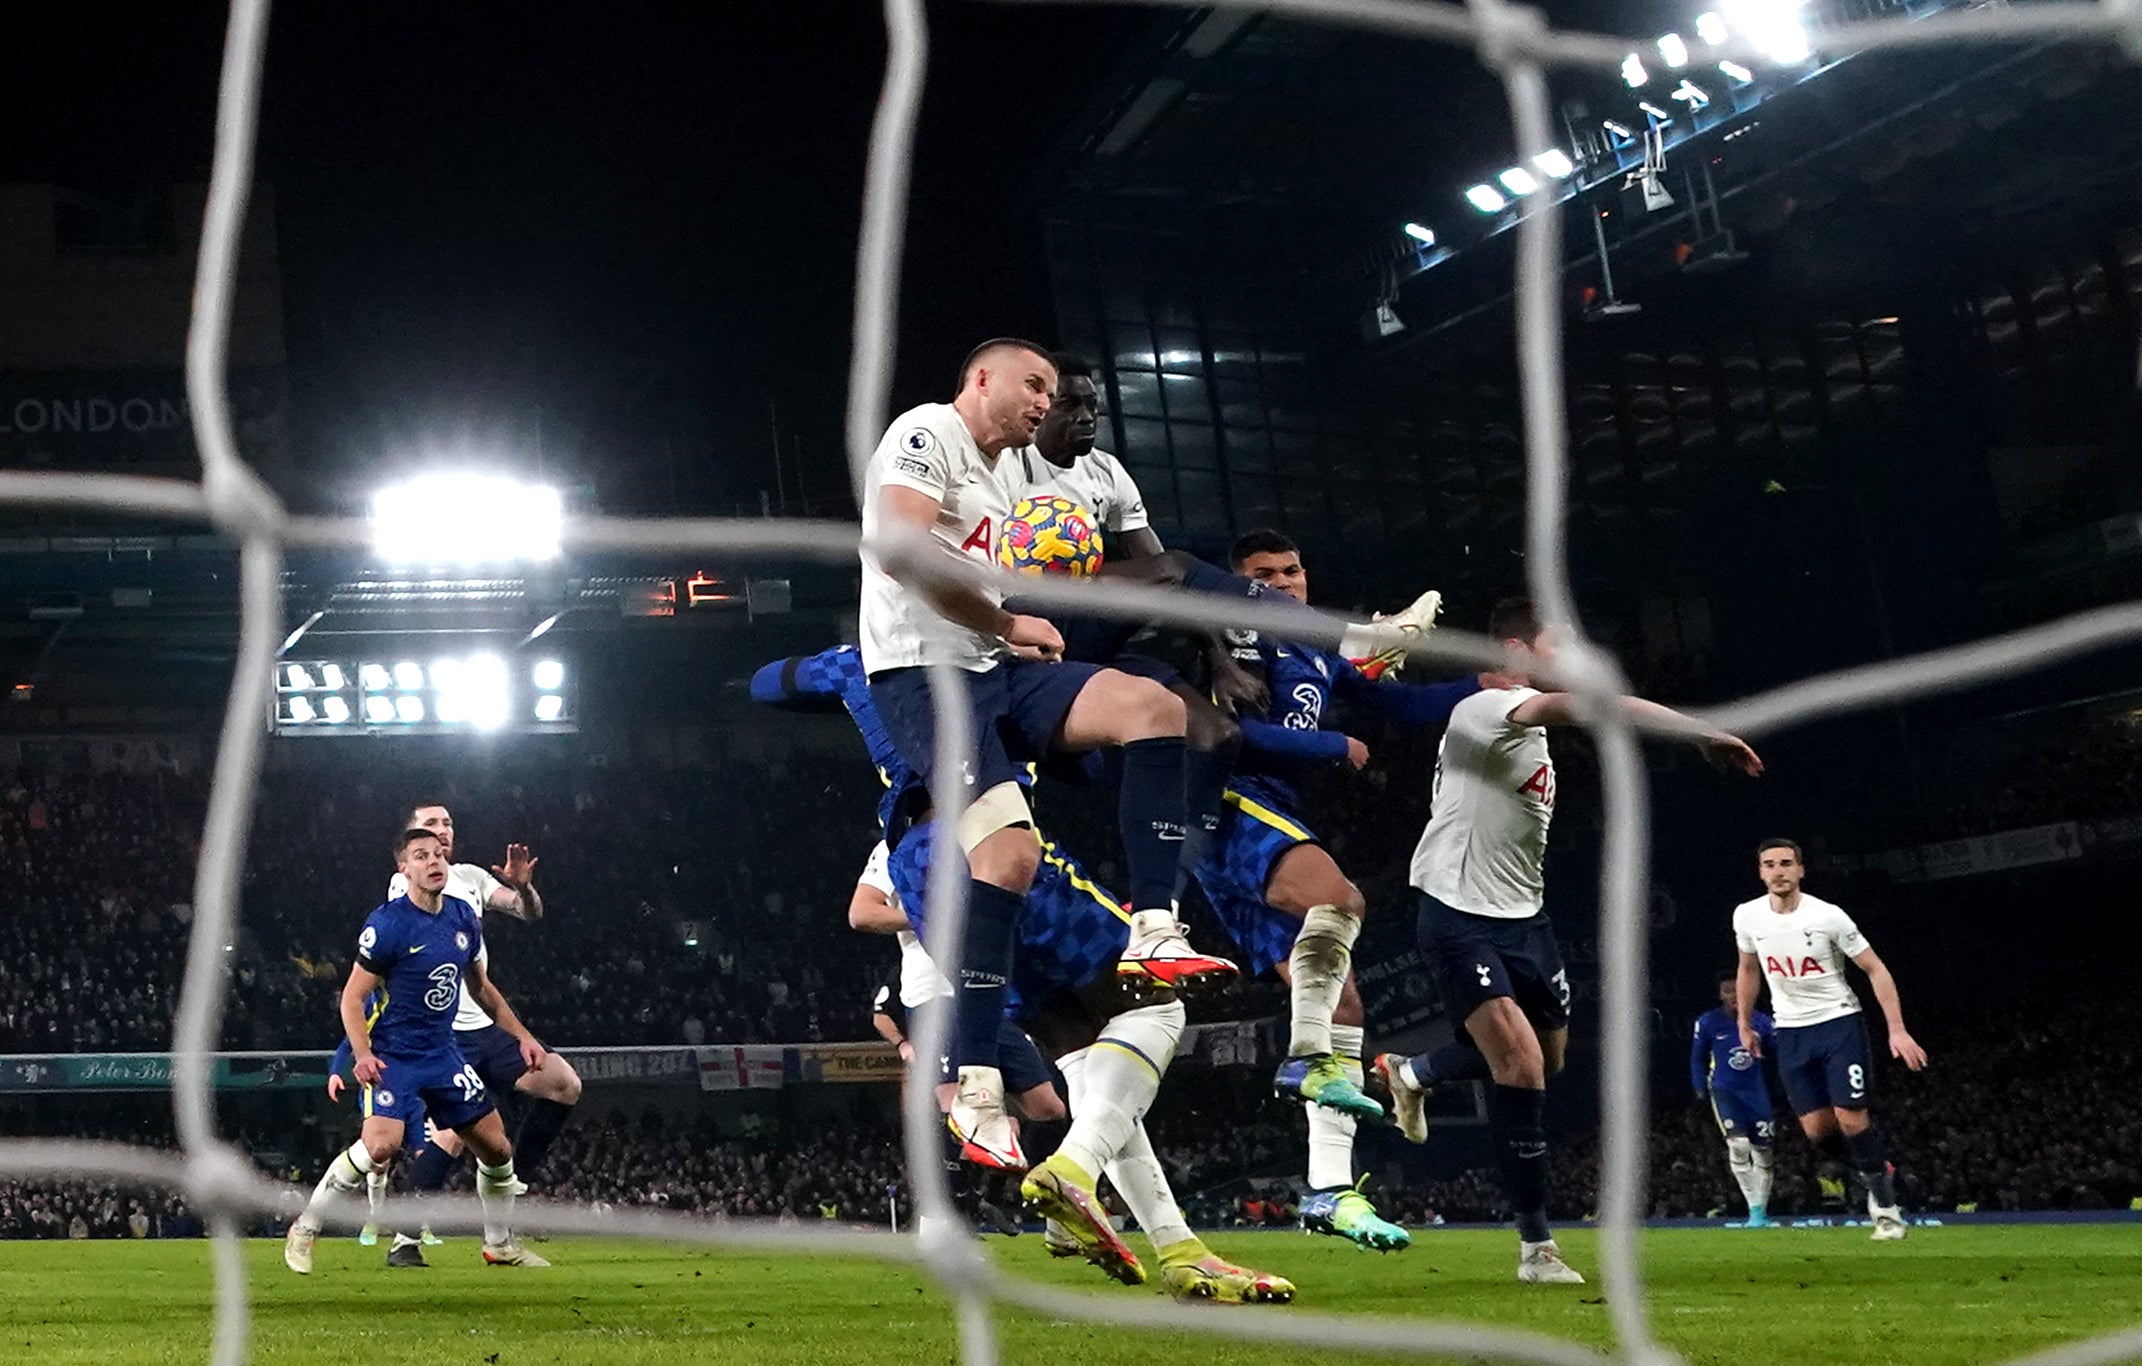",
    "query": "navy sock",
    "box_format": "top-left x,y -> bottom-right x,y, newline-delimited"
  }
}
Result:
1407,1041 -> 1492,1086
950,878 -> 1022,1074
1118,736 -> 1188,910
1175,742 -> 1235,904
1843,1126 -> 1896,1207
405,1140 -> 455,1193
512,1098 -> 573,1184
1487,1083 -> 1552,1244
